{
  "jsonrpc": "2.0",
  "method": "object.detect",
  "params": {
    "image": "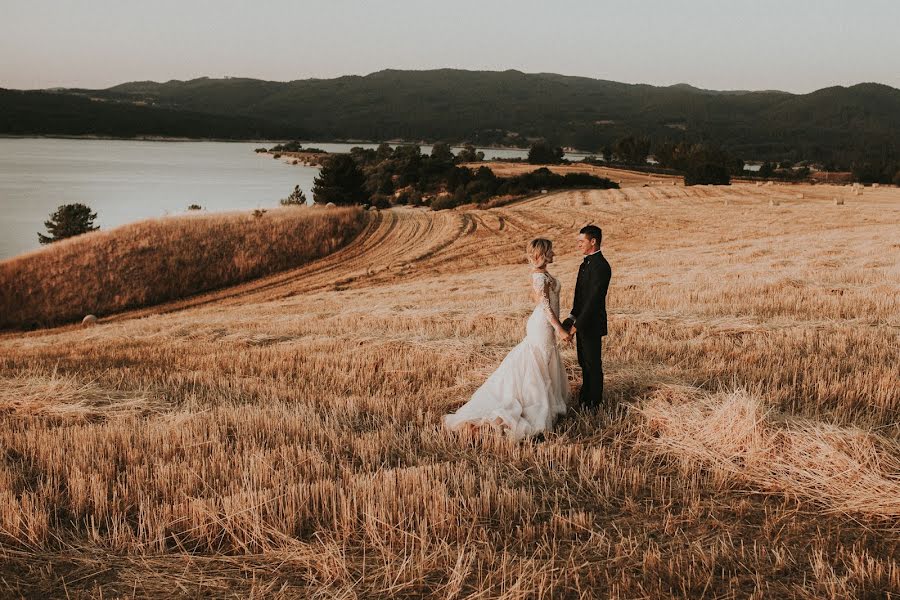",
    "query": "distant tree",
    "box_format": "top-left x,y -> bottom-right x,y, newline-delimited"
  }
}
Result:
527,142 -> 564,164
187,204 -> 203,210
613,136 -> 651,165
349,146 -> 376,165
601,144 -> 614,163
312,154 -> 368,205
758,162 -> 775,178
455,144 -> 484,163
430,142 -> 455,166
38,203 -> 99,245
280,185 -> 307,206
392,145 -> 423,187
375,143 -> 394,161
684,163 -> 731,186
